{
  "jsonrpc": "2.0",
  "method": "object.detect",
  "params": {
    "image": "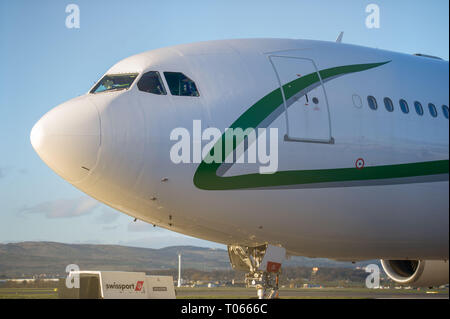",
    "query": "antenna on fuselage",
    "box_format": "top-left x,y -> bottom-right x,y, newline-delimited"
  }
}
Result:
336,31 -> 344,43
